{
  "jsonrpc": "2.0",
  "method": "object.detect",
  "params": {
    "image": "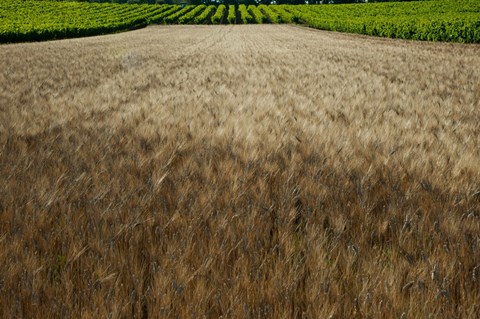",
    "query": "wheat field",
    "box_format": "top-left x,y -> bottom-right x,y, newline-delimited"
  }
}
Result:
0,25 -> 479,318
